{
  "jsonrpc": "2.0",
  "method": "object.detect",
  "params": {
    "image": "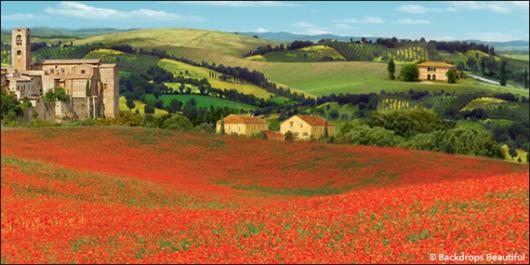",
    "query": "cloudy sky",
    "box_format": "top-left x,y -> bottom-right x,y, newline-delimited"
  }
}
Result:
1,1 -> 529,41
